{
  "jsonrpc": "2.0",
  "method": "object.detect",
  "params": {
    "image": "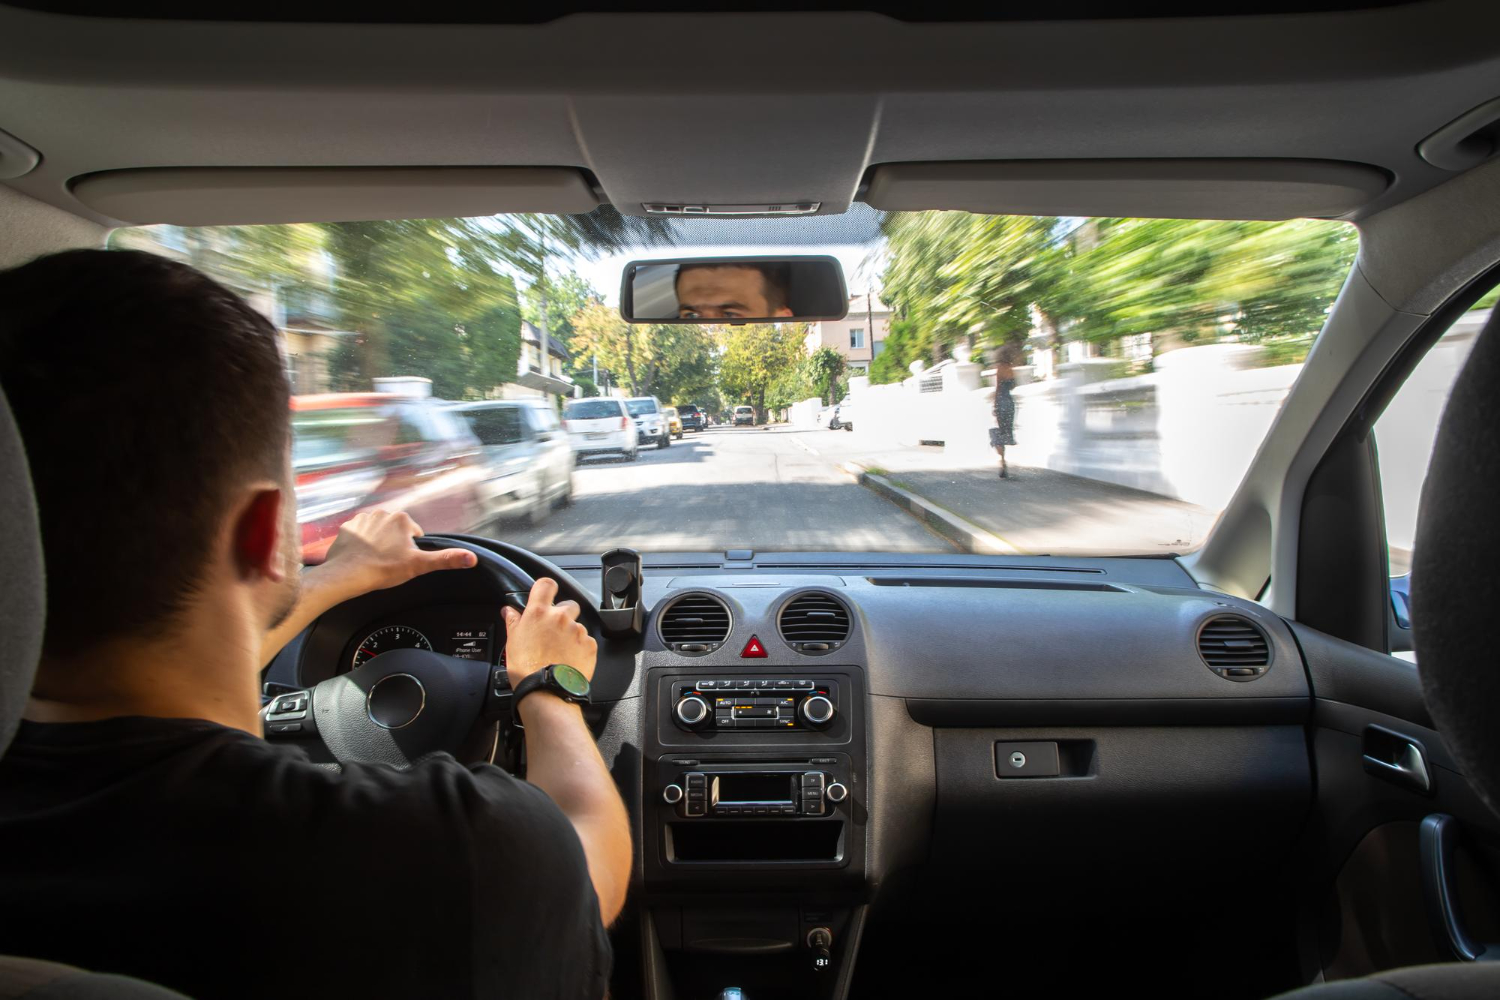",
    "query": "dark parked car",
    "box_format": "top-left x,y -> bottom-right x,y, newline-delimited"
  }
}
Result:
291,393 -> 485,563
676,403 -> 705,431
